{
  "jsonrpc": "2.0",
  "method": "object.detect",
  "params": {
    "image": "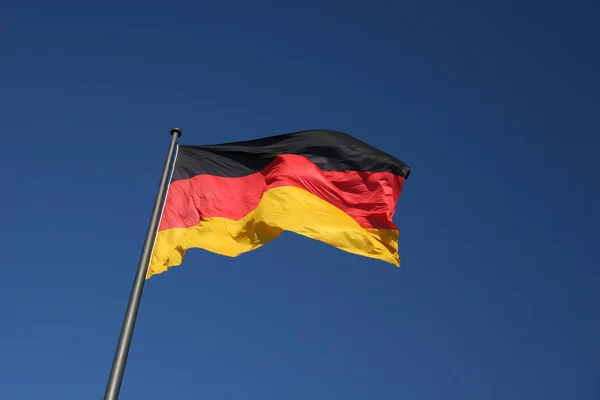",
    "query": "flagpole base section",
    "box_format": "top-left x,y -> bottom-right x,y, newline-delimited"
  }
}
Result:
170,127 -> 182,137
